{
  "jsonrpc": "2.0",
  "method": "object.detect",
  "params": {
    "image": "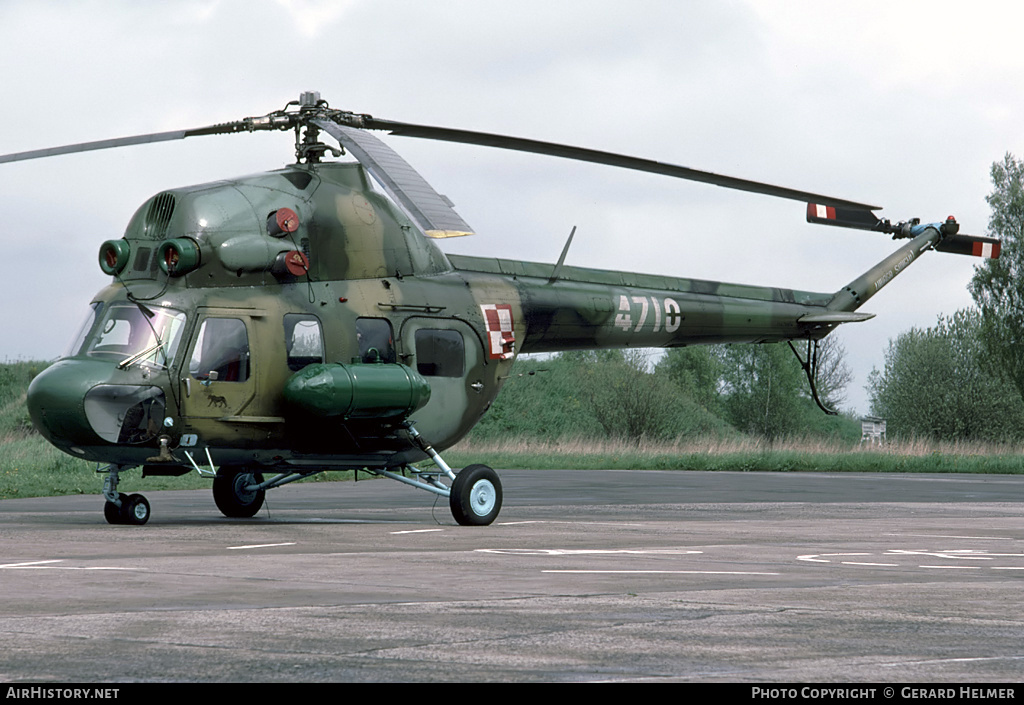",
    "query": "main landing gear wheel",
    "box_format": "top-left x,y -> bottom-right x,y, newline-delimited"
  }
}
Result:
450,464 -> 502,526
213,467 -> 265,518
103,492 -> 150,525
103,492 -> 126,525
122,493 -> 150,525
